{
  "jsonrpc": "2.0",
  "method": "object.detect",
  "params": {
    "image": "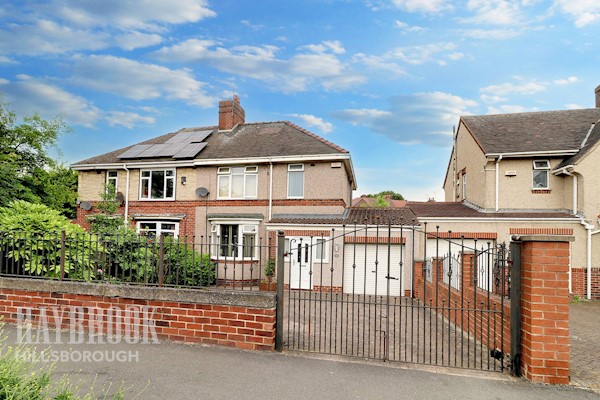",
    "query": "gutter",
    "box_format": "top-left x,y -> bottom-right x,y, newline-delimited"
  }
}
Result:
487,149 -> 578,158
580,217 -> 595,300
